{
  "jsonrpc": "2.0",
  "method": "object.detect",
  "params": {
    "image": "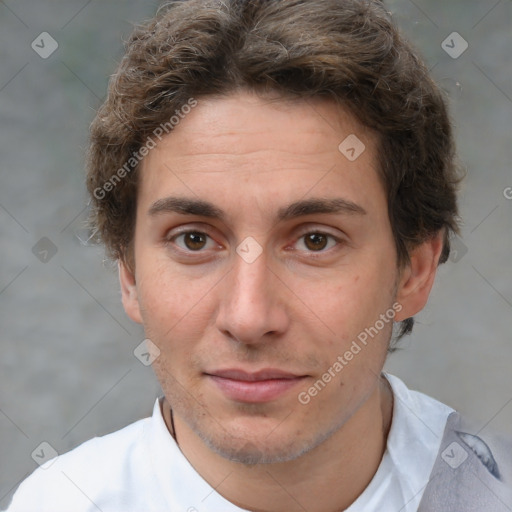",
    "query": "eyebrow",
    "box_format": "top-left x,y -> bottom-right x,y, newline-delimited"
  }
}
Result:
148,197 -> 225,219
147,196 -> 366,221
277,198 -> 367,221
